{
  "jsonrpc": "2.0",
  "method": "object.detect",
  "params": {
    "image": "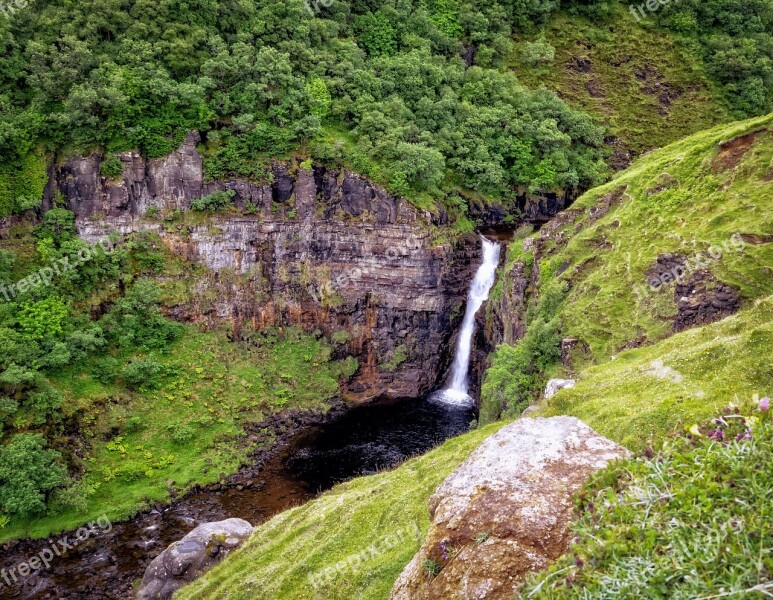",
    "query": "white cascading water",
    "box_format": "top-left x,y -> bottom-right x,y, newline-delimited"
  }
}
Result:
434,237 -> 501,407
